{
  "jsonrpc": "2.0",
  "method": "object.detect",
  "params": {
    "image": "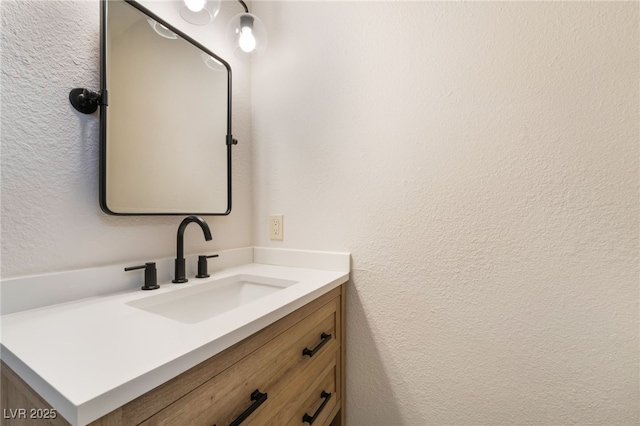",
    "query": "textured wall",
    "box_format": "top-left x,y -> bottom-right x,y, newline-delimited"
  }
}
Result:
251,2 -> 639,424
1,0 -> 253,278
